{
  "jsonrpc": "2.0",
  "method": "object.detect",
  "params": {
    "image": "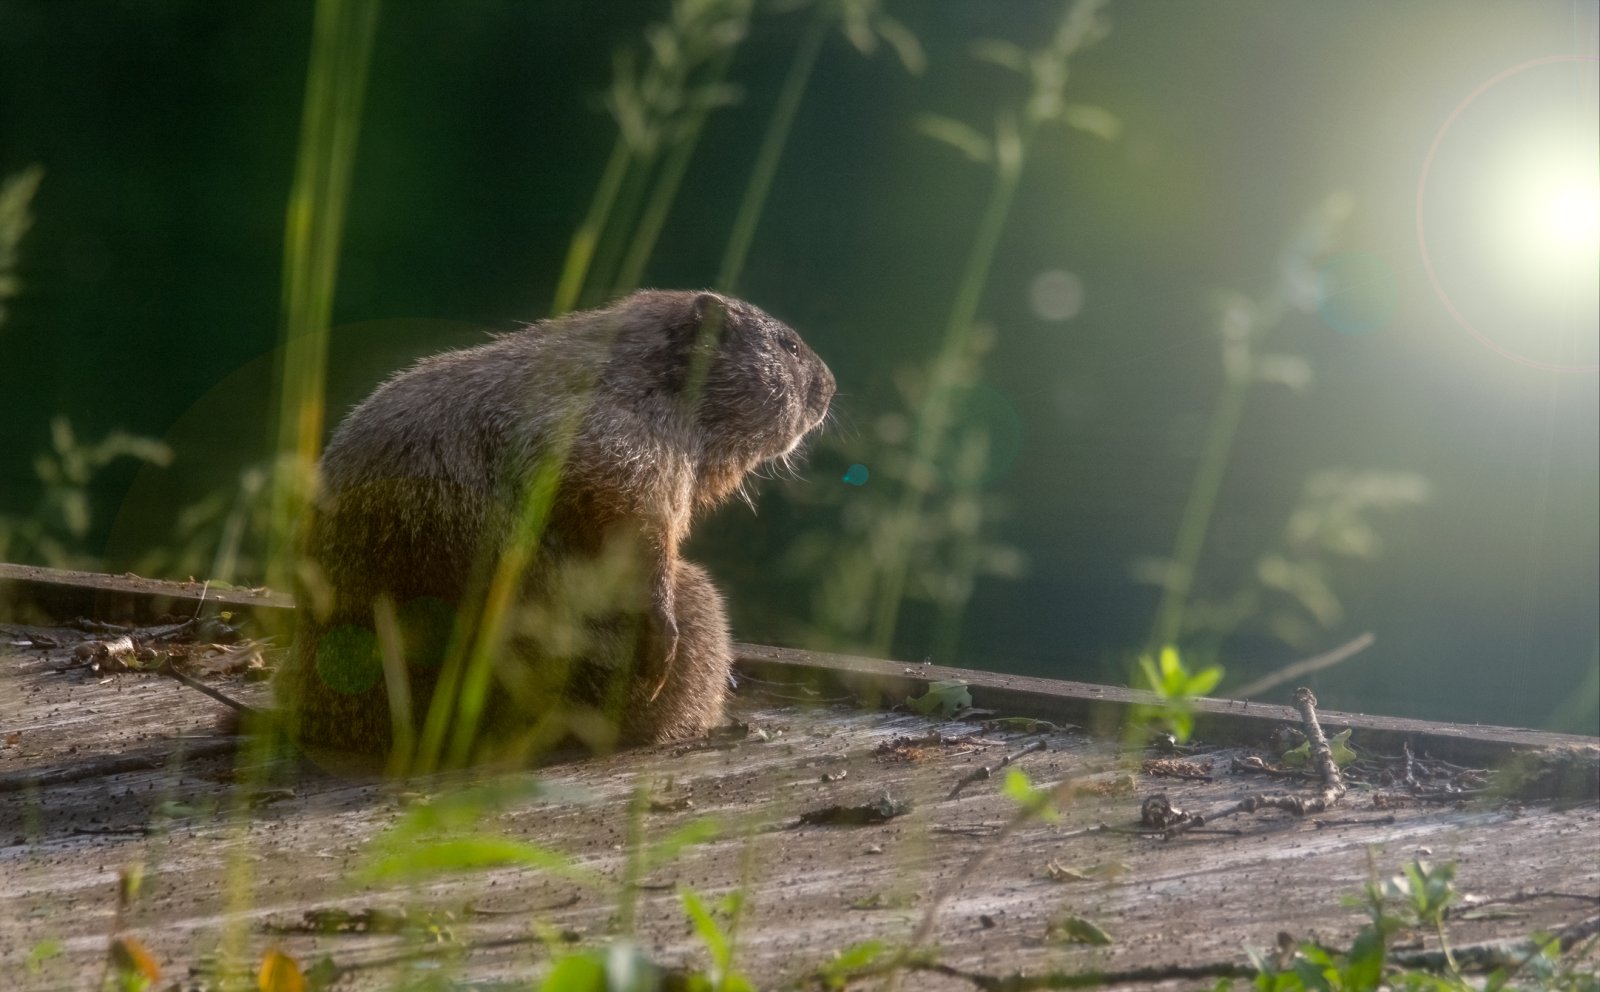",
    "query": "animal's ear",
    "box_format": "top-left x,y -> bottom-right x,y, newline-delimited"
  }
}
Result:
682,292 -> 733,348
660,294 -> 734,393
691,292 -> 726,326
